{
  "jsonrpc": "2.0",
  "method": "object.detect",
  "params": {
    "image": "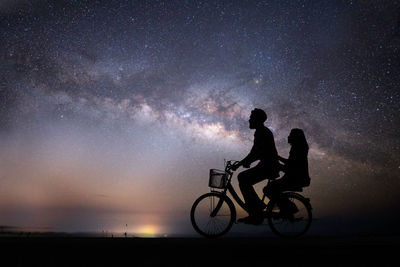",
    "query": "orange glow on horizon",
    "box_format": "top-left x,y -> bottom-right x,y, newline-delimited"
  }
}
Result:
133,224 -> 160,237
